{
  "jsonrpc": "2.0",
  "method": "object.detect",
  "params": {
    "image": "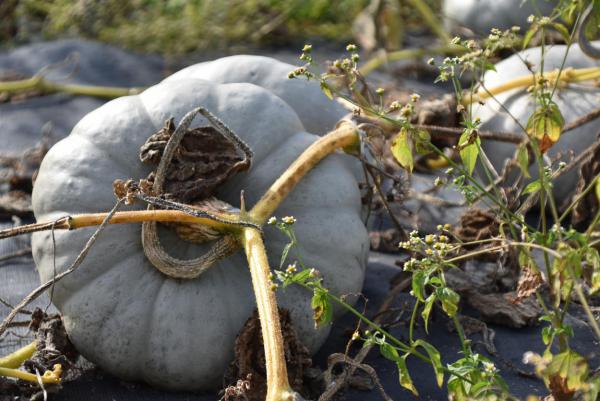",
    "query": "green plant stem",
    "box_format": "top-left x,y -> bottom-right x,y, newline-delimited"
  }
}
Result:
559,173 -> 600,223
409,299 -> 420,343
0,76 -> 143,98
565,265 -> 600,342
359,45 -> 464,75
